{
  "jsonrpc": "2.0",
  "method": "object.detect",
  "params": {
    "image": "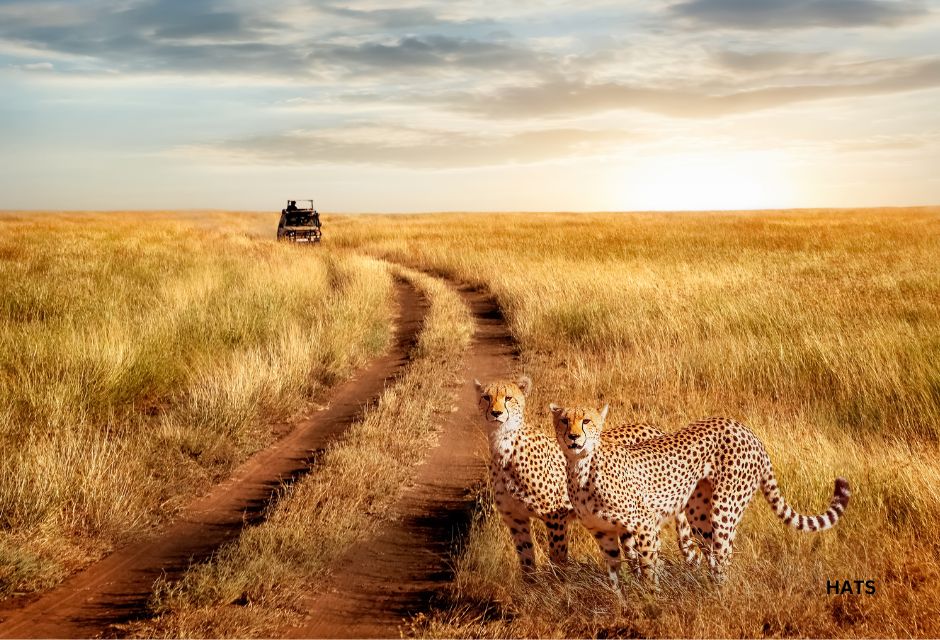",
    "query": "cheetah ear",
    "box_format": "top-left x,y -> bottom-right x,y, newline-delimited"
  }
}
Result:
516,375 -> 532,396
599,404 -> 609,421
474,379 -> 483,393
549,403 -> 563,415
